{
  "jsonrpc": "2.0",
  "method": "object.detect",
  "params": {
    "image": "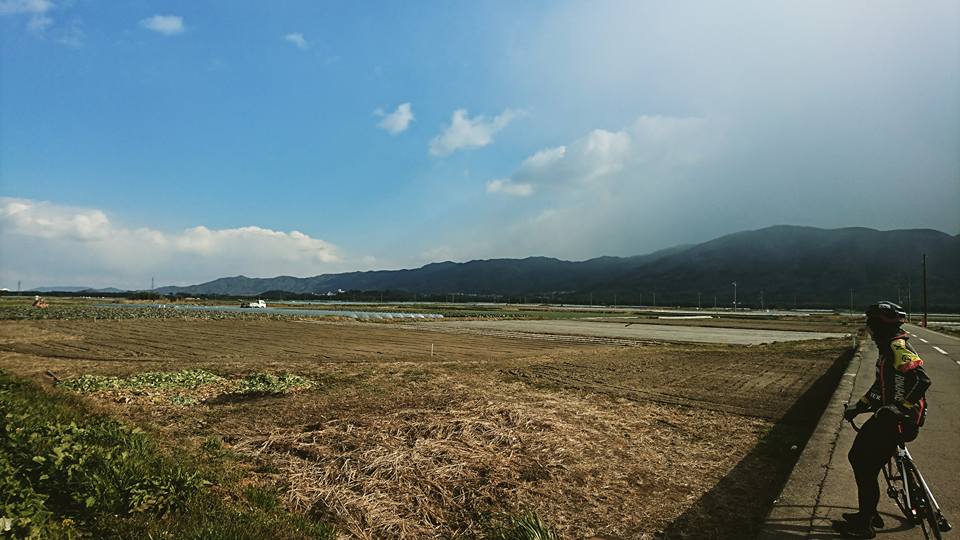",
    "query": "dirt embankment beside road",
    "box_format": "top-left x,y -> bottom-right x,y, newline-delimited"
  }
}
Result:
0,317 -> 851,539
